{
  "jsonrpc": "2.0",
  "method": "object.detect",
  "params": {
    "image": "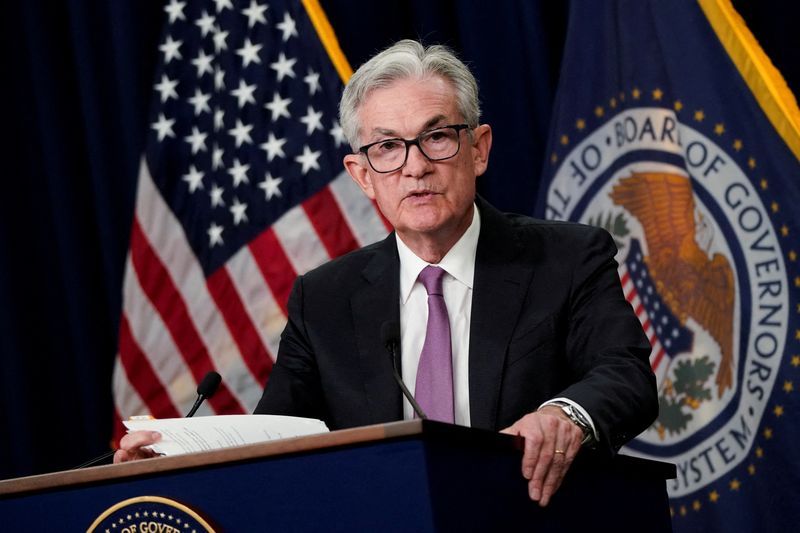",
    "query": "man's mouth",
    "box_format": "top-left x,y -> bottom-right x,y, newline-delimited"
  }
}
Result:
406,190 -> 437,199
